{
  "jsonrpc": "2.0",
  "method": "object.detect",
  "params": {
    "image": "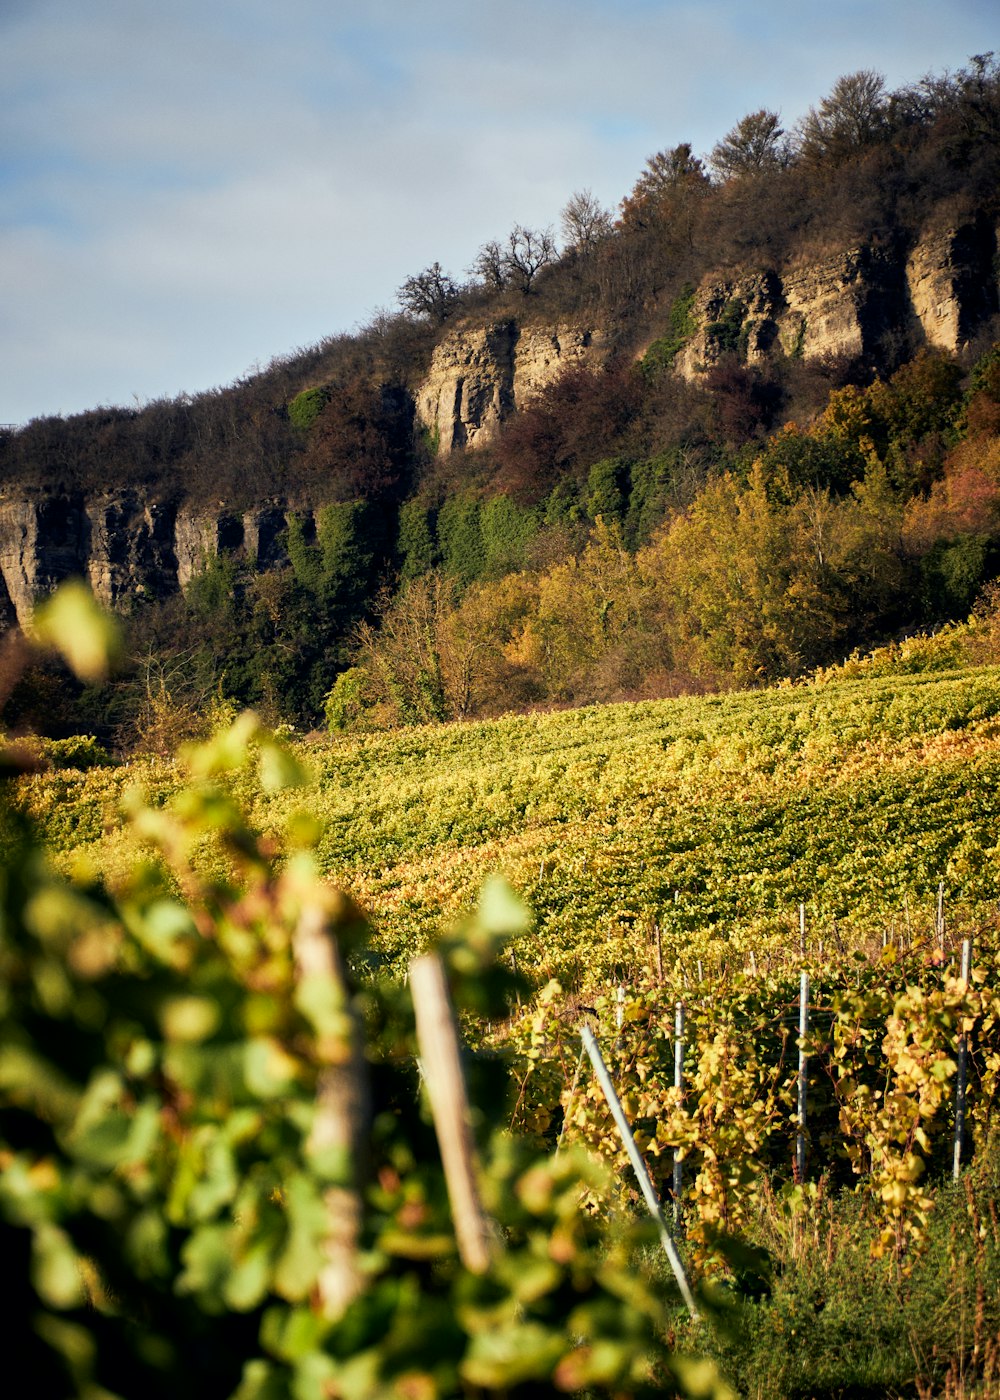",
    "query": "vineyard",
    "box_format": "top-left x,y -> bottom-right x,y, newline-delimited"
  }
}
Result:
7,611 -> 1000,1396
